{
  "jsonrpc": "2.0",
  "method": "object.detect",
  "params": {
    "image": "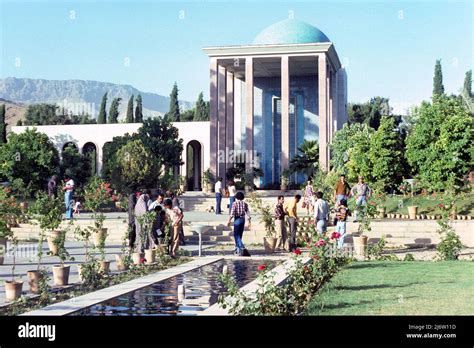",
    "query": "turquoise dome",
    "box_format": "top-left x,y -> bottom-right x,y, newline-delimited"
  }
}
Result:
253,19 -> 330,45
